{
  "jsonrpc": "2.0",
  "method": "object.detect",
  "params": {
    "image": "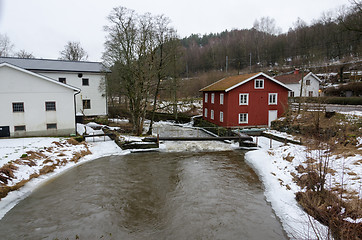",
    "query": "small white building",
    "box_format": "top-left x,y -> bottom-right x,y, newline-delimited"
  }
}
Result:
274,70 -> 321,97
0,57 -> 109,118
0,63 -> 80,137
